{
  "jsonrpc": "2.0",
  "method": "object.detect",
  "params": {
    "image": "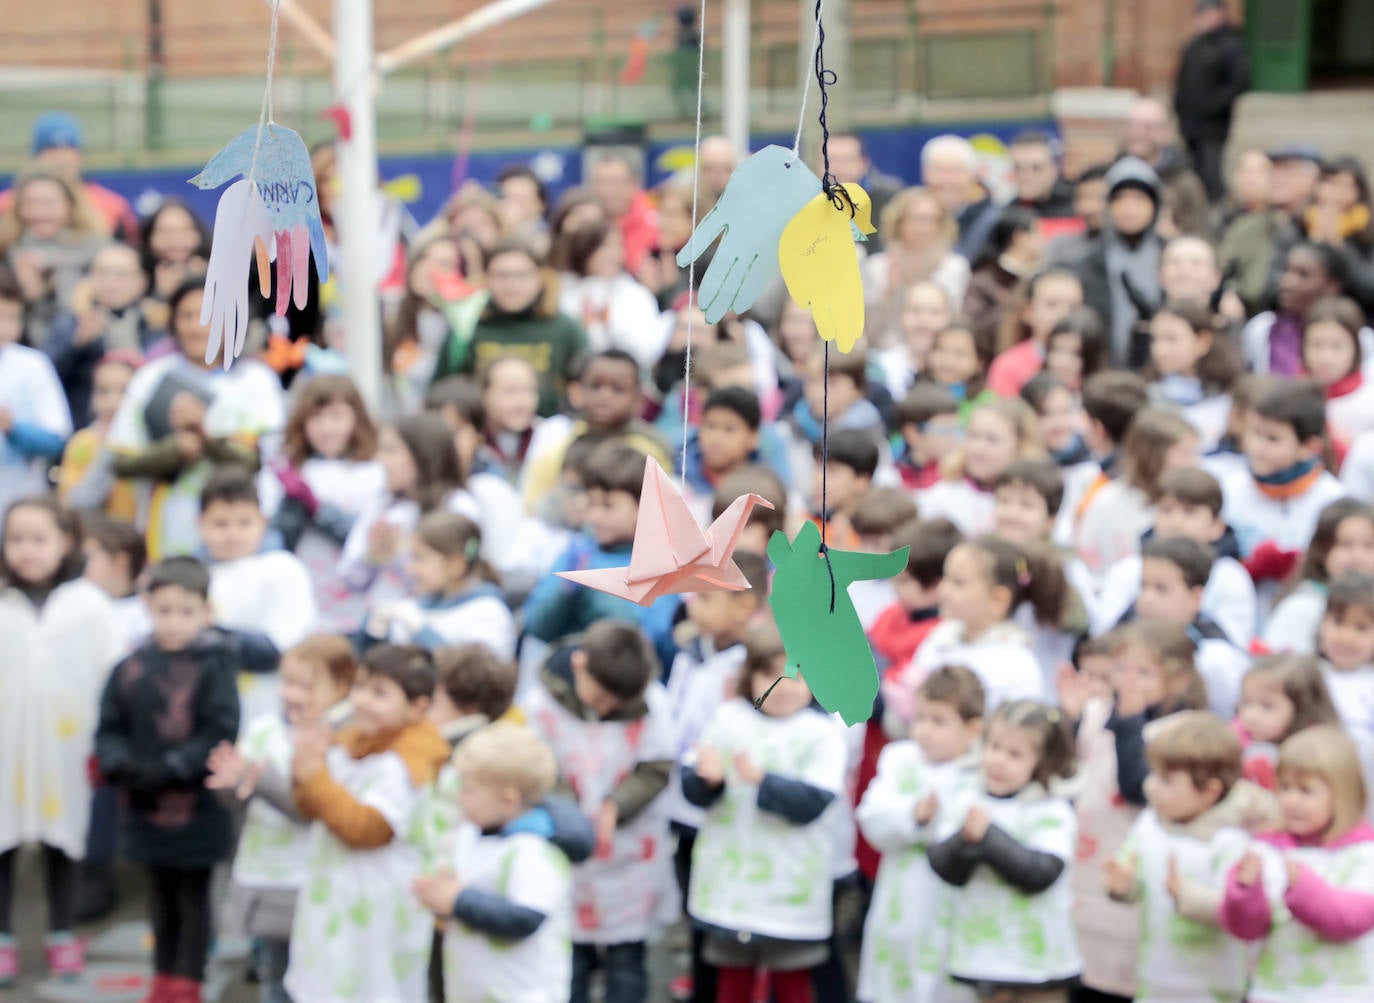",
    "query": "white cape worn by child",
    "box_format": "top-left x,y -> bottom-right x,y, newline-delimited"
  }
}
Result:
0,579 -> 121,860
